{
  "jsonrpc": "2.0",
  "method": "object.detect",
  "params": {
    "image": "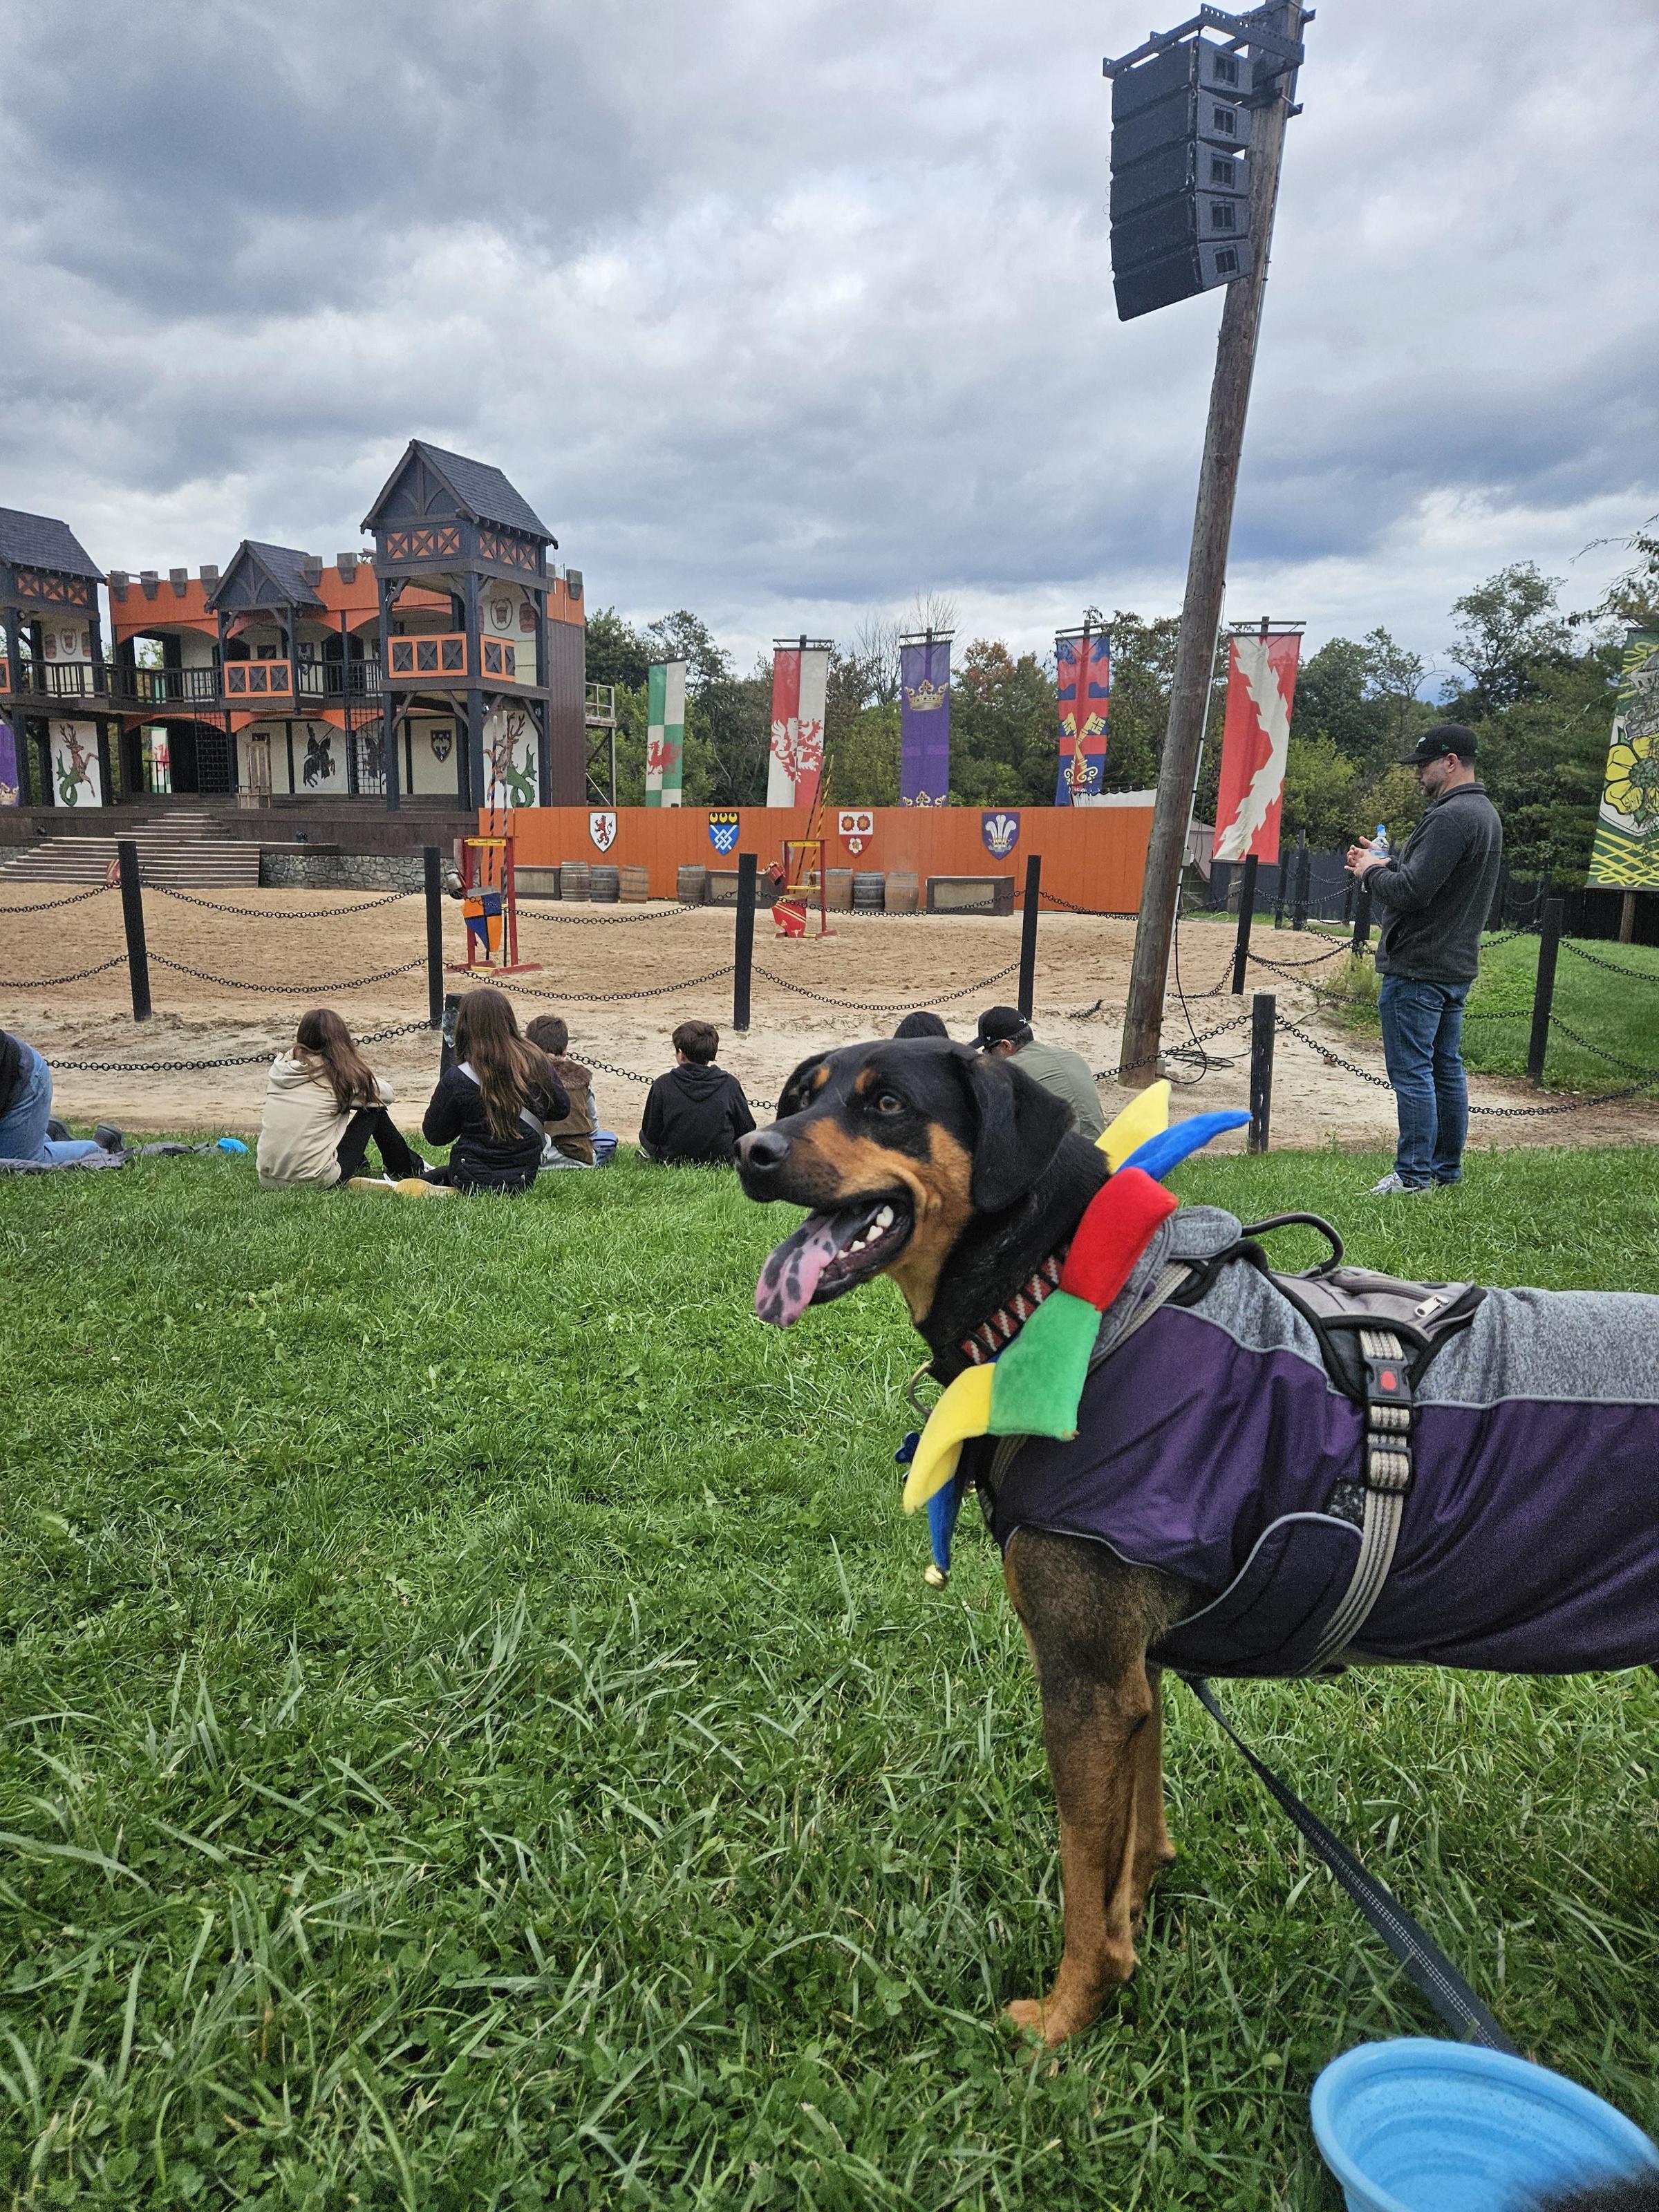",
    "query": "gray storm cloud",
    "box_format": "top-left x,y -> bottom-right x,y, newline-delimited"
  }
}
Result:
1,0 -> 1653,660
